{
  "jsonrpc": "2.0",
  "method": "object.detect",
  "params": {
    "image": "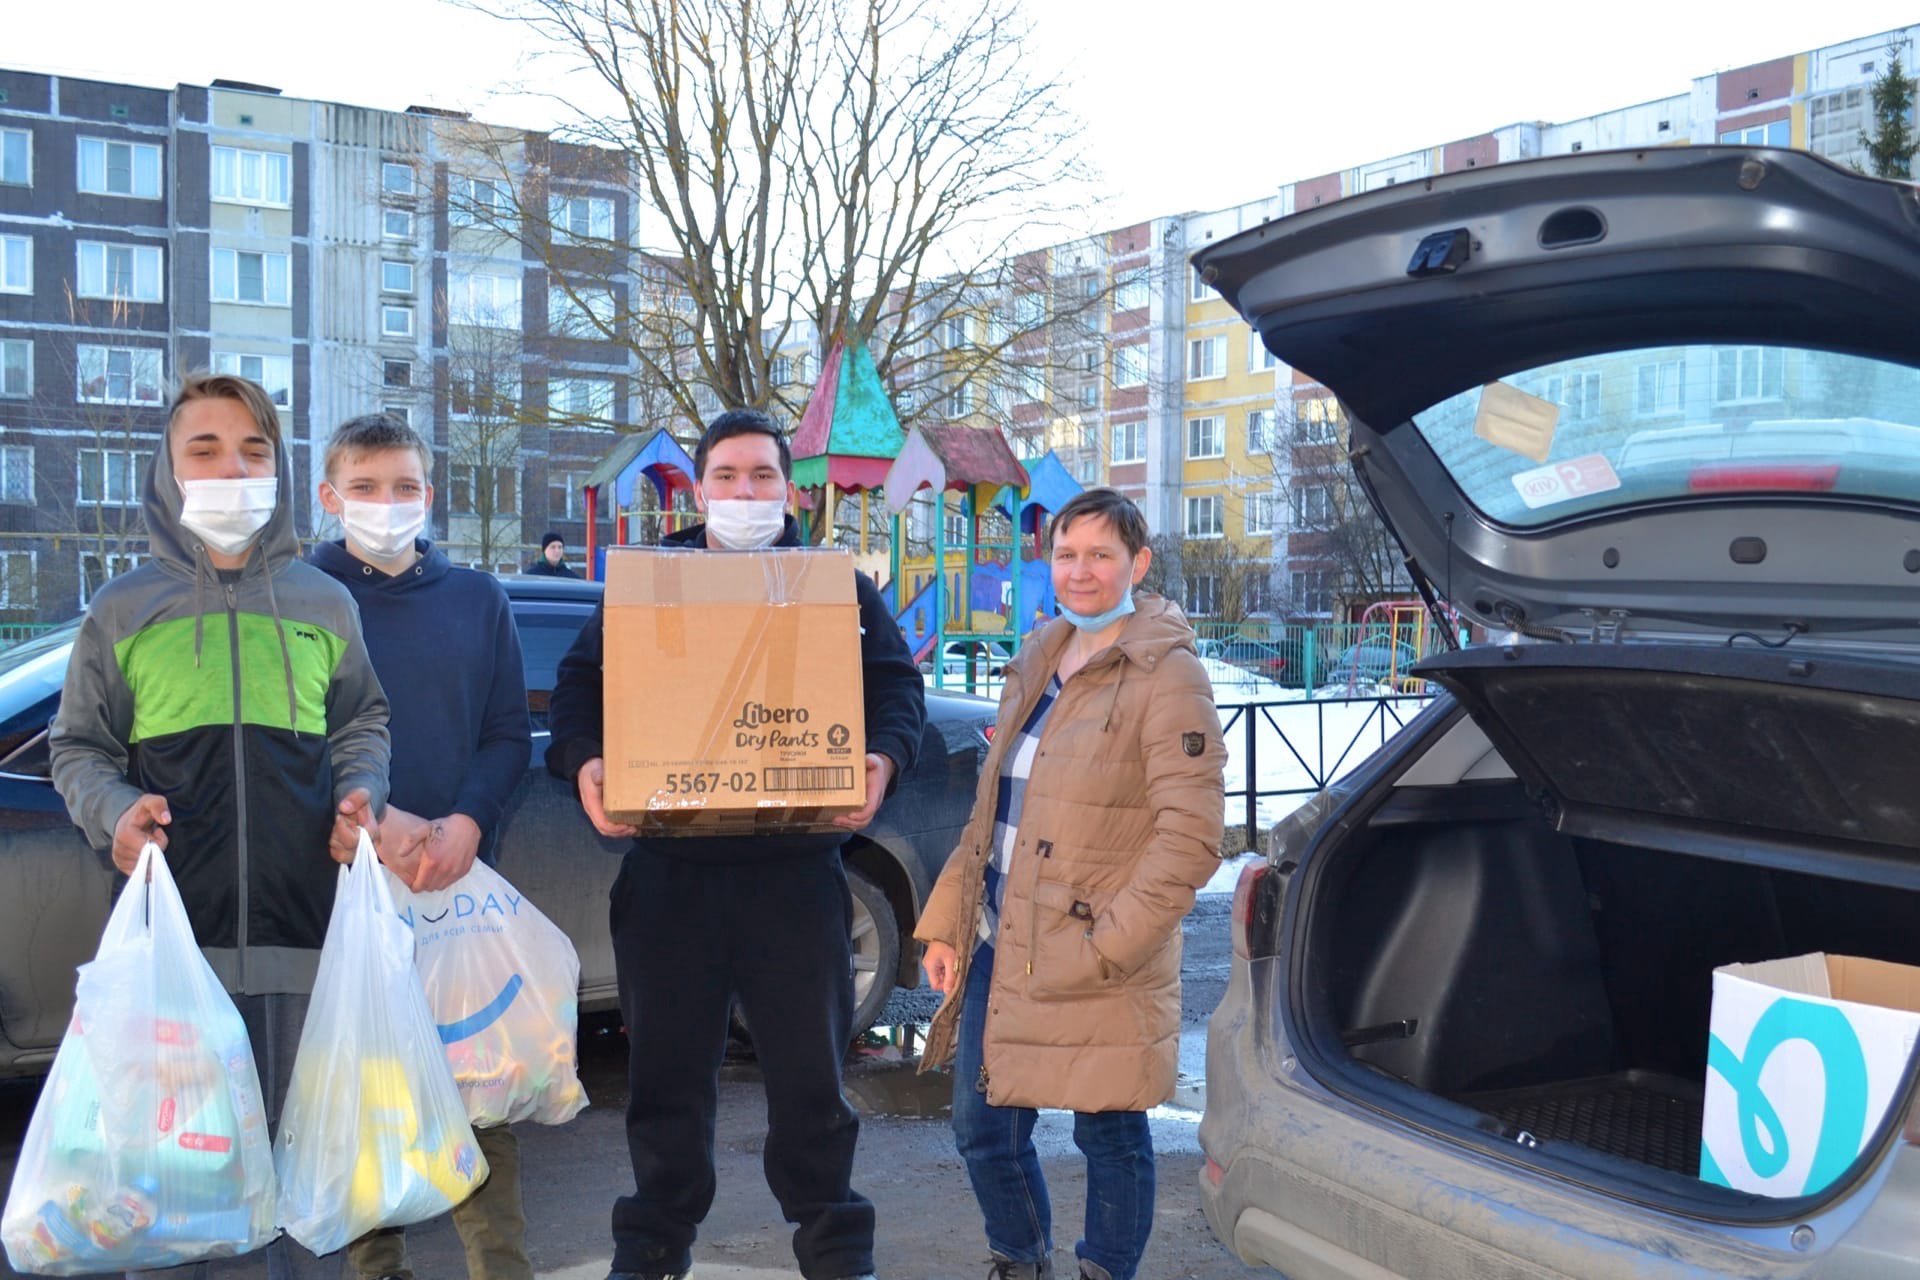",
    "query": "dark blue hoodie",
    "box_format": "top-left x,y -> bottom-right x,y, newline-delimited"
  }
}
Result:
311,539 -> 531,862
